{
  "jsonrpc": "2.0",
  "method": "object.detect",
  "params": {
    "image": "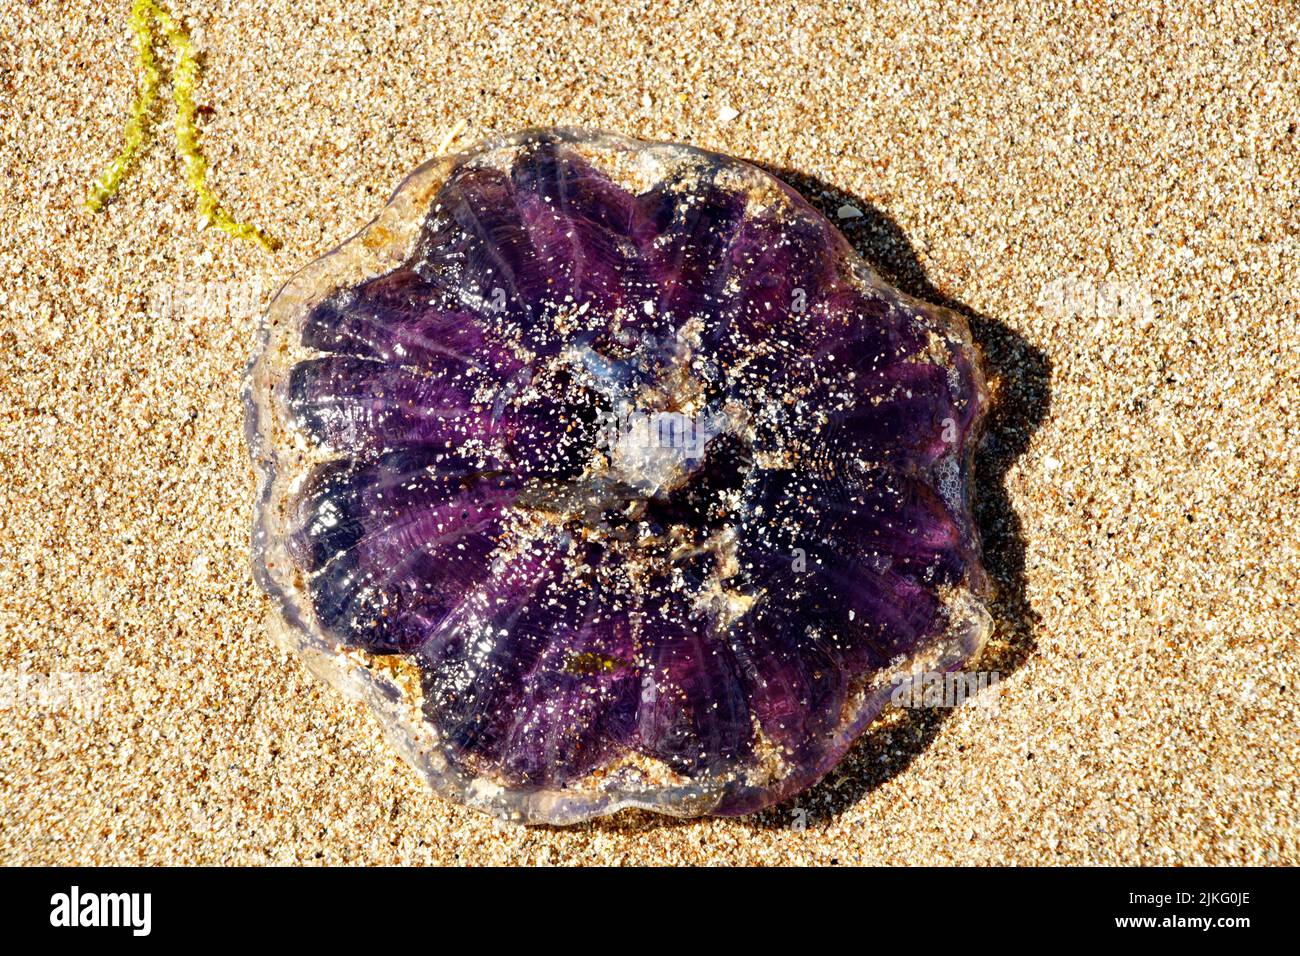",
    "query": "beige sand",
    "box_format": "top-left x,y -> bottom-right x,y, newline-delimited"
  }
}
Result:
1,0 -> 1296,864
